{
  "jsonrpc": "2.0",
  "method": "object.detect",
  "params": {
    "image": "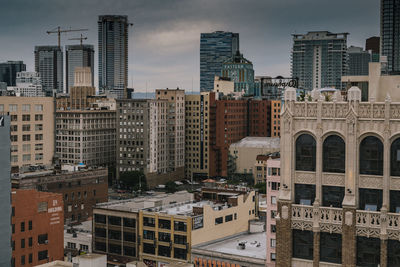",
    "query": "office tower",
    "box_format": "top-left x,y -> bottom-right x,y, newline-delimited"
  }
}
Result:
0,96 -> 54,173
8,72 -> 44,97
200,31 -> 239,92
0,114 -> 11,266
98,15 -> 129,99
347,46 -> 371,76
0,61 -> 26,86
366,37 -> 381,63
291,31 -> 348,91
11,189 -> 64,266
34,46 -> 63,94
220,51 -> 255,95
276,86 -> 400,266
65,45 -> 94,93
381,0 -> 400,74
